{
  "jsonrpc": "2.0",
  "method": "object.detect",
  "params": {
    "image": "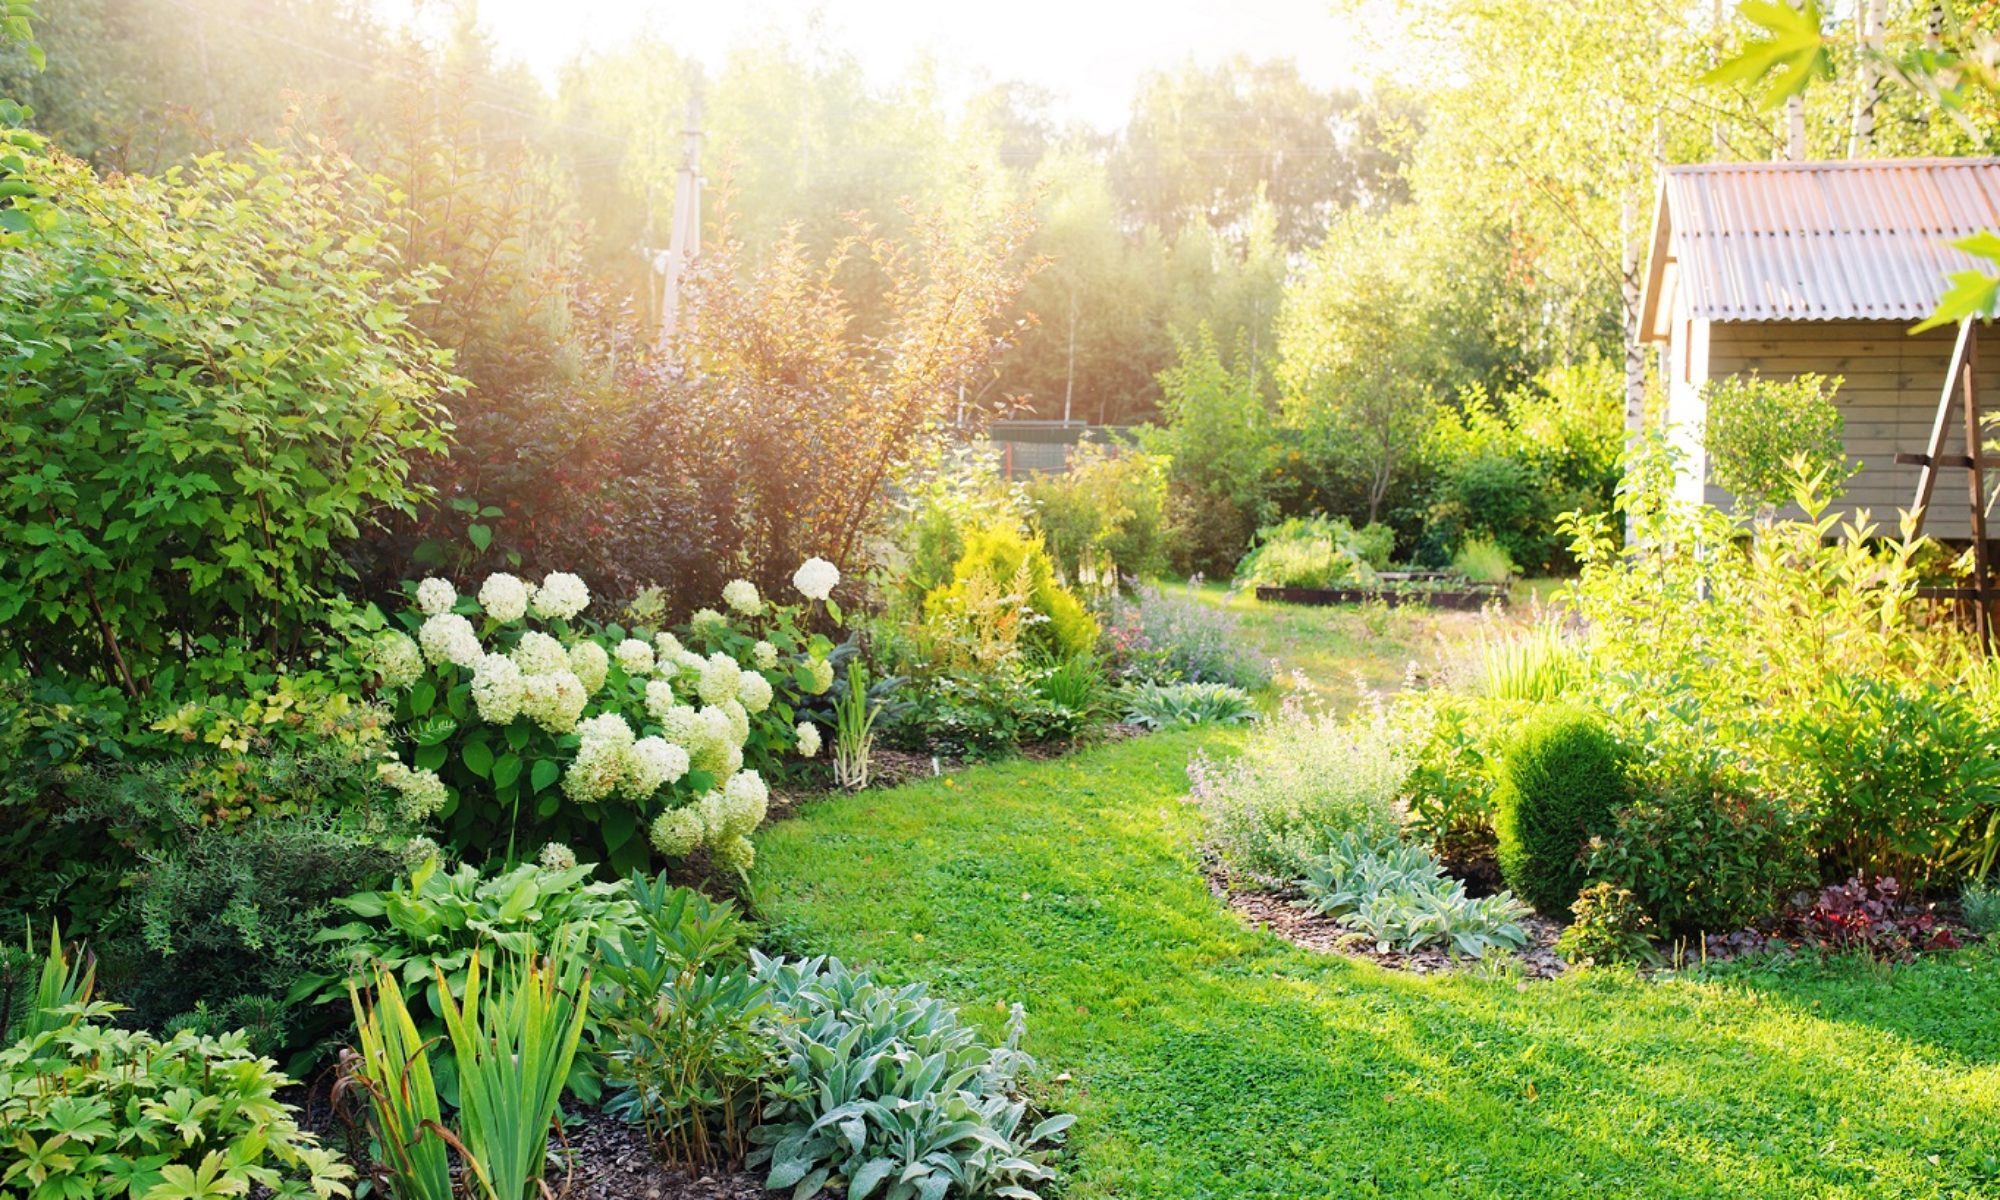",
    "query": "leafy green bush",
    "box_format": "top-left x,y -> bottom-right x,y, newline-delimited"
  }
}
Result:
1554,883 -> 1658,966
1418,359 -> 1621,574
1121,681 -> 1259,729
1701,371 -> 1851,514
1452,538 -> 1515,585
747,954 -> 1073,1200
1236,515 -> 1393,590
0,145 -> 453,698
1493,708 -> 1627,917
1586,758 -> 1813,935
1189,698 -> 1410,879
1296,833 -> 1530,958
1,1014 -> 352,1199
1097,581 -> 1271,690
924,522 -> 1098,659
1776,677 -> 2000,885
599,879 -> 771,1173
1149,328 -> 1280,577
1397,692 -> 1518,872
113,812 -> 402,1057
1029,649 -> 1114,741
1026,440 -> 1170,583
